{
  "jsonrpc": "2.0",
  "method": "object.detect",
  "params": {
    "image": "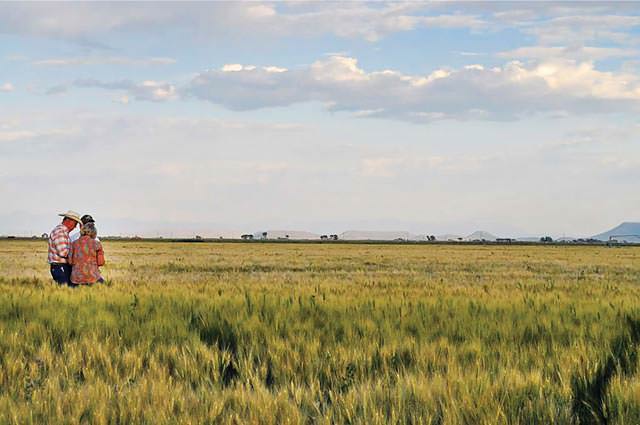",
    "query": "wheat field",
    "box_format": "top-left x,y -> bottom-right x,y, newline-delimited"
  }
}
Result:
1,240 -> 640,424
